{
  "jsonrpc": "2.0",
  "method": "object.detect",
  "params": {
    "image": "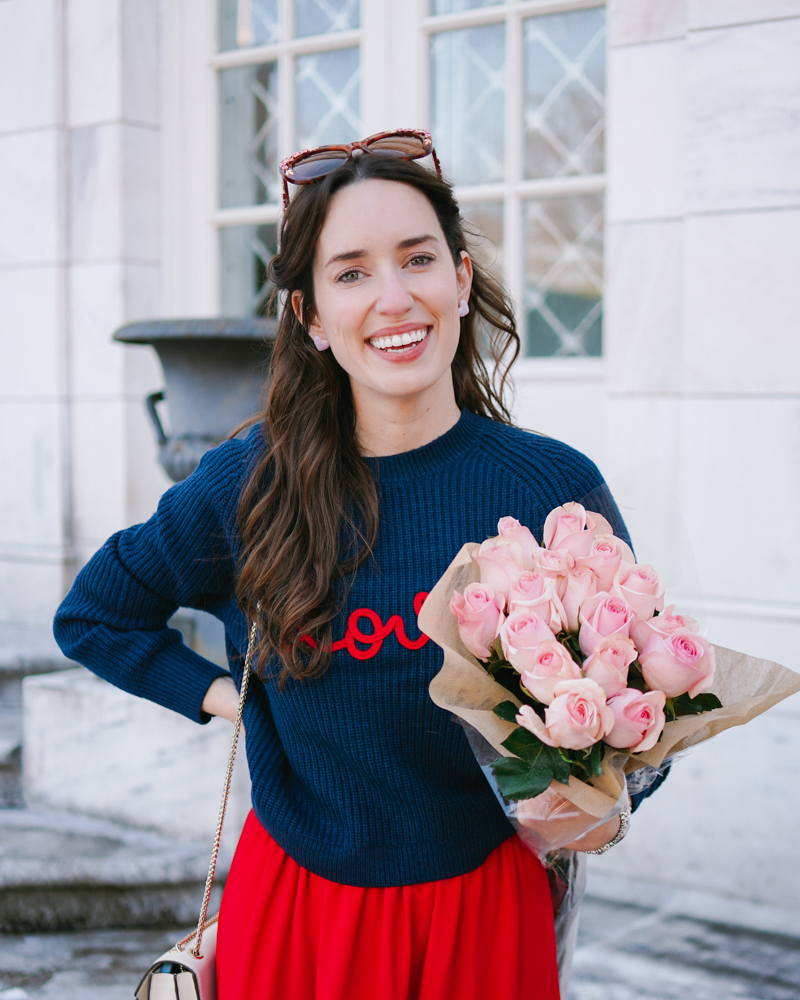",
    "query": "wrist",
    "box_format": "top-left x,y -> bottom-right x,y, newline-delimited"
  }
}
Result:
583,807 -> 631,855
